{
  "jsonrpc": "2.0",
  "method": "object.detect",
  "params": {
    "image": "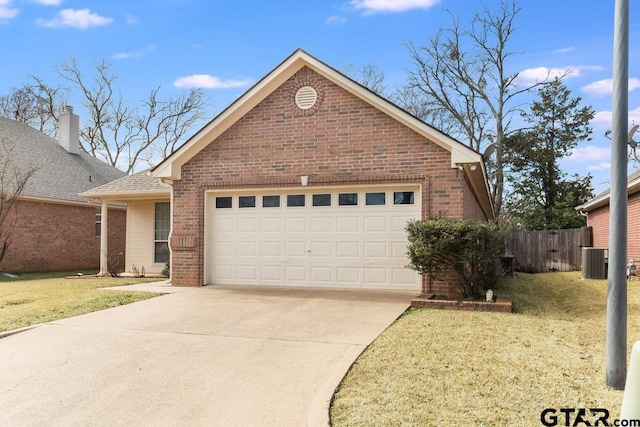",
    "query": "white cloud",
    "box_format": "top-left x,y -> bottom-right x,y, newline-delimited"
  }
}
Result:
592,107 -> 640,128
581,78 -> 640,97
588,162 -> 611,171
37,8 -> 112,29
349,0 -> 440,14
173,74 -> 253,89
567,145 -> 611,162
517,67 -> 572,85
0,0 -> 19,22
553,47 -> 575,54
327,15 -> 347,24
113,44 -> 156,60
124,13 -> 138,24
32,0 -> 62,5
517,65 -> 604,85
